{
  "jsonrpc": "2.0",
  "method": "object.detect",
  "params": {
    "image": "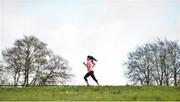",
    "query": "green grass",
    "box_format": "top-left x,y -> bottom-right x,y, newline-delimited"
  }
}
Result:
0,86 -> 179,101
